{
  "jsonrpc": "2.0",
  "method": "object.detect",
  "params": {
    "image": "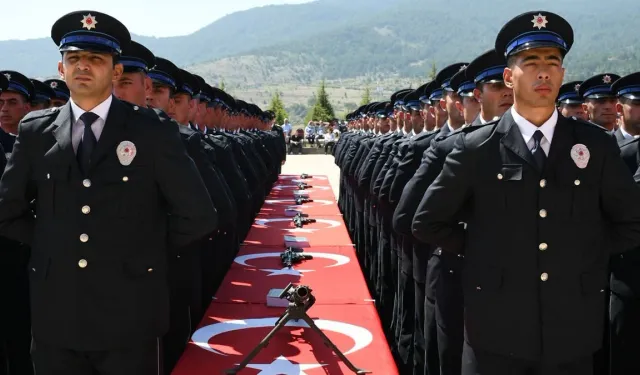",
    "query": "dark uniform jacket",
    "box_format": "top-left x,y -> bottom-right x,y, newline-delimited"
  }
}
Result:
412,110 -> 640,363
0,99 -> 217,350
